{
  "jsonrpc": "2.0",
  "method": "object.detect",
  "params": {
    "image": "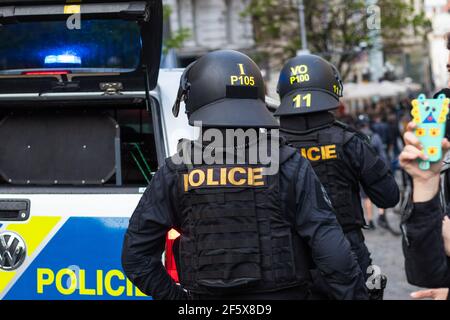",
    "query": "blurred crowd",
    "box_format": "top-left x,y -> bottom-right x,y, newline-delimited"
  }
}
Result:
336,98 -> 415,229
337,98 -> 414,170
